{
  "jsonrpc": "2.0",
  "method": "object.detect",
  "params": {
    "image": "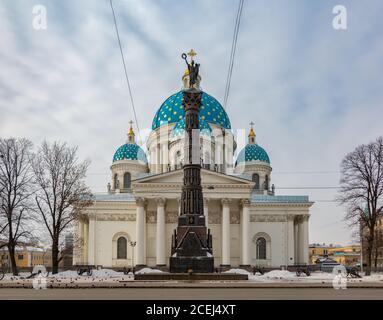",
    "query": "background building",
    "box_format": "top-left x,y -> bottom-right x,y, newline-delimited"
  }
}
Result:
0,244 -> 52,271
309,243 -> 361,266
